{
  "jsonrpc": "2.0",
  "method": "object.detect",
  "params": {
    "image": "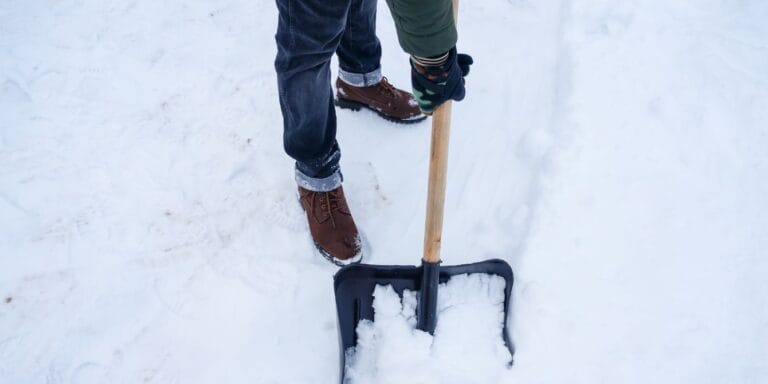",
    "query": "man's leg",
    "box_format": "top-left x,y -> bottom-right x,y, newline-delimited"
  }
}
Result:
334,0 -> 425,123
275,0 -> 348,191
336,0 -> 382,87
275,0 -> 362,264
